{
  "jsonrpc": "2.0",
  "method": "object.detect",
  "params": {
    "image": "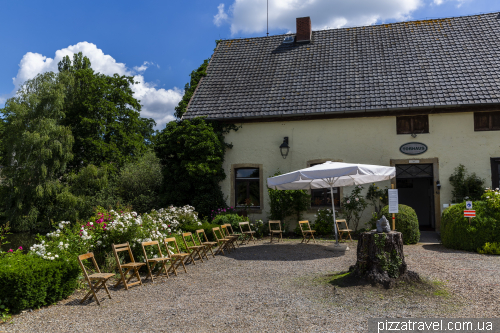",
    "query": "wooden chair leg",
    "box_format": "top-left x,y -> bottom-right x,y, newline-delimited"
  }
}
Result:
115,267 -> 132,289
102,280 -> 112,299
311,233 -> 316,244
134,267 -> 143,286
